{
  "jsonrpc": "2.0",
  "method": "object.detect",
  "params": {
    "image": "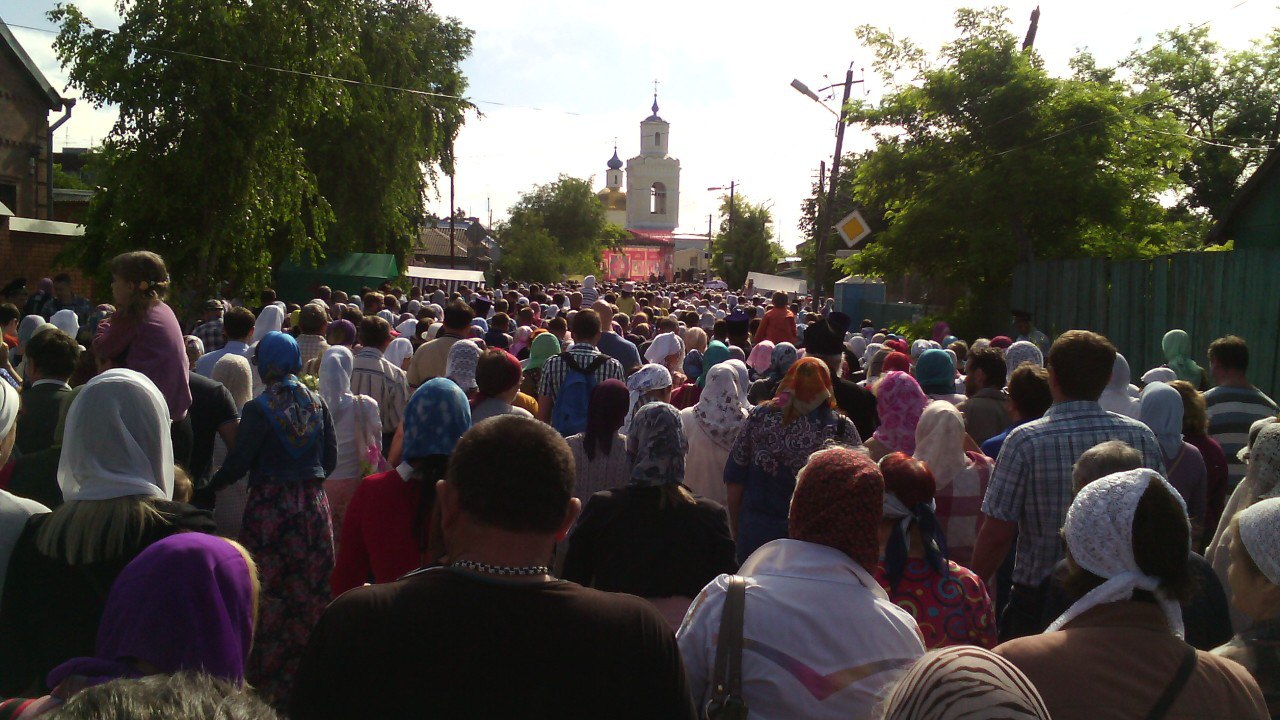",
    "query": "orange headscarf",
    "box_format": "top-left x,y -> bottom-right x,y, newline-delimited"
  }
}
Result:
774,356 -> 836,425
